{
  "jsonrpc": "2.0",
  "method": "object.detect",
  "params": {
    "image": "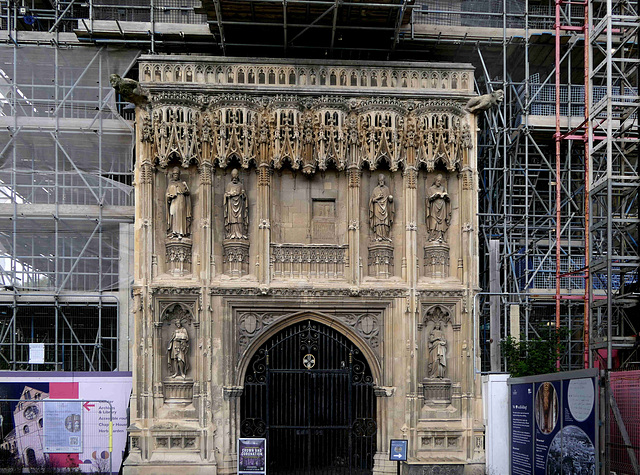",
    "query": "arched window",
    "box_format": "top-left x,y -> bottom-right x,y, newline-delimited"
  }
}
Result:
38,418 -> 43,428
23,425 -> 29,434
